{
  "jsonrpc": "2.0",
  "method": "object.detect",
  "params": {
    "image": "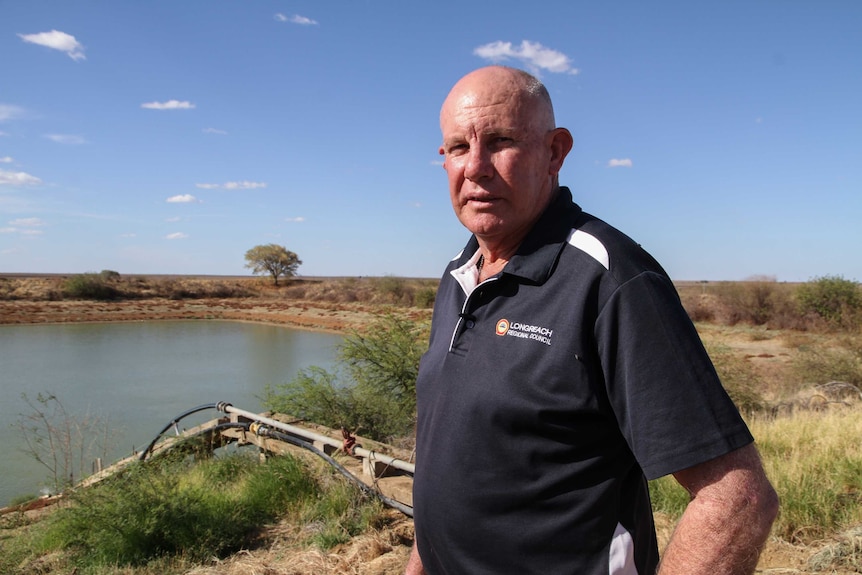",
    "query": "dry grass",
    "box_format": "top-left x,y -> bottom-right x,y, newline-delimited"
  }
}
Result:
3,275 -> 862,574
